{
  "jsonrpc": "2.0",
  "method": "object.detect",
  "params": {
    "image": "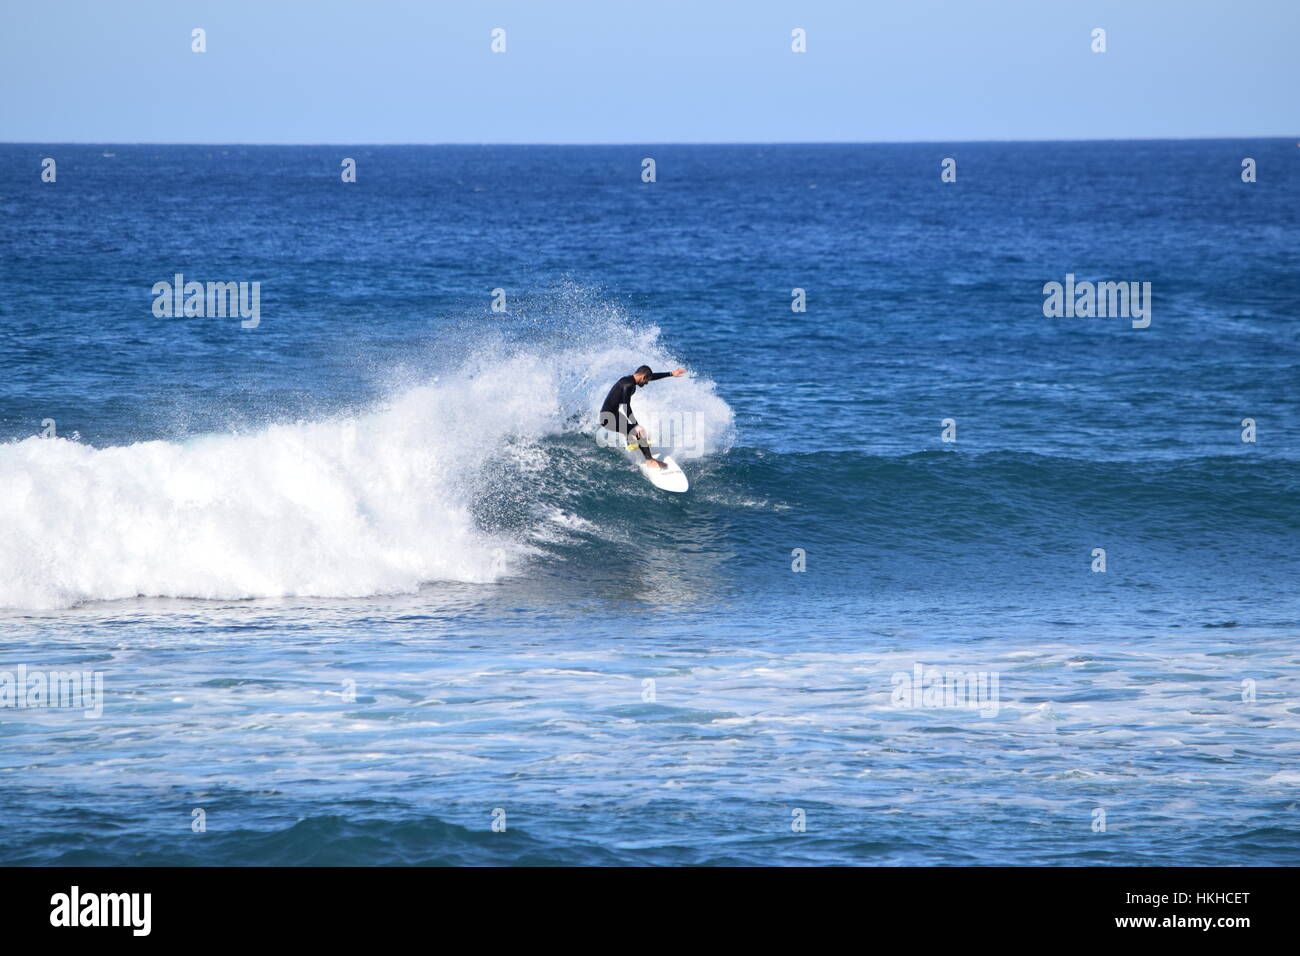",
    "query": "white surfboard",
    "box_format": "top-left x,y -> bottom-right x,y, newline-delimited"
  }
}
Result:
595,427 -> 689,492
639,454 -> 689,493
